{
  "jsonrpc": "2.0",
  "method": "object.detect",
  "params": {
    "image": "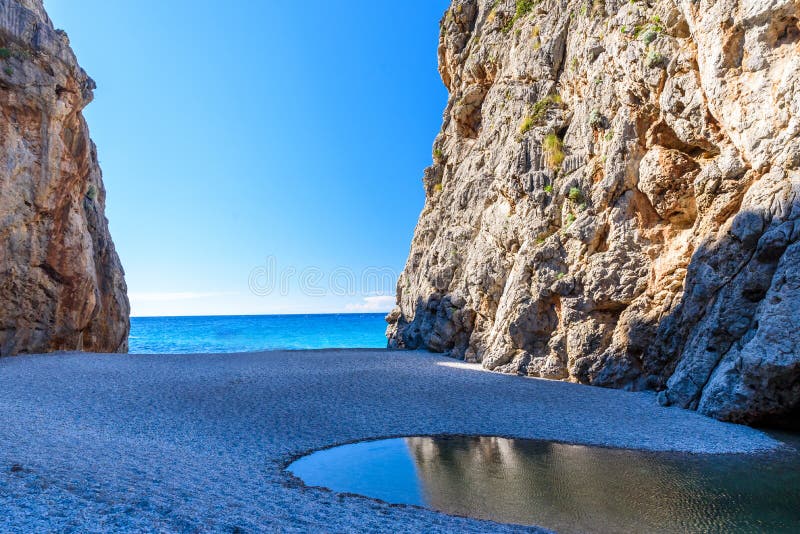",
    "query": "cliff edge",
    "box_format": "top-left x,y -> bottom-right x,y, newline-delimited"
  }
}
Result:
388,0 -> 800,425
0,0 -> 129,355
